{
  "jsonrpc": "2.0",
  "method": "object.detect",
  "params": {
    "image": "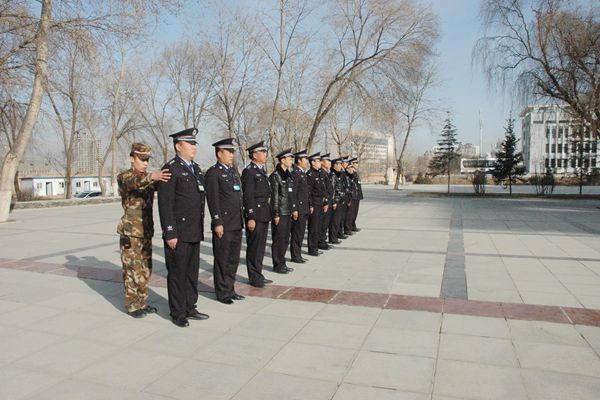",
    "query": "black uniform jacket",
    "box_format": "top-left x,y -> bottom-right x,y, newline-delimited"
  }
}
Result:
306,167 -> 328,207
354,171 -> 364,200
331,169 -> 346,203
205,162 -> 244,231
241,162 -> 271,223
269,165 -> 296,217
321,168 -> 334,205
158,156 -> 206,242
291,165 -> 310,214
